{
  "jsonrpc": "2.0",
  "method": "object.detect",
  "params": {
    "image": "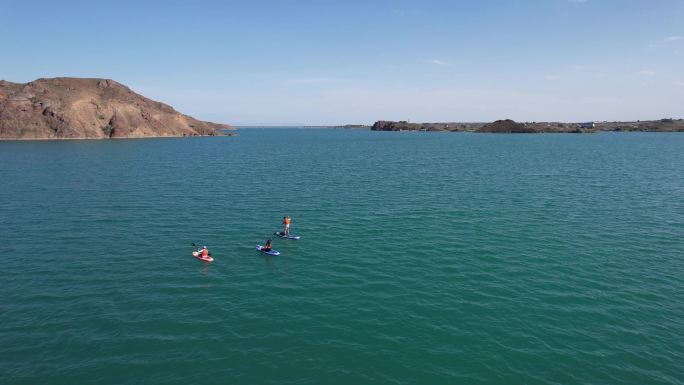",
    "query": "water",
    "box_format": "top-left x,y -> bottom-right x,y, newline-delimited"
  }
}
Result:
1,129 -> 683,384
